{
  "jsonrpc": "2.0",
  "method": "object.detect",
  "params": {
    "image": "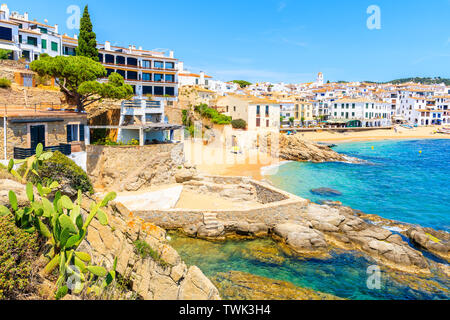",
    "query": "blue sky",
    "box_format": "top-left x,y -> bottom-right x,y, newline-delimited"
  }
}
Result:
11,0 -> 450,83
